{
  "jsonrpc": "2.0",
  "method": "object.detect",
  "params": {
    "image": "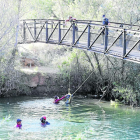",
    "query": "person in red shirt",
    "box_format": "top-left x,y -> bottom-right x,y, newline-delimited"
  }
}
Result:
65,16 -> 76,24
65,16 -> 79,44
